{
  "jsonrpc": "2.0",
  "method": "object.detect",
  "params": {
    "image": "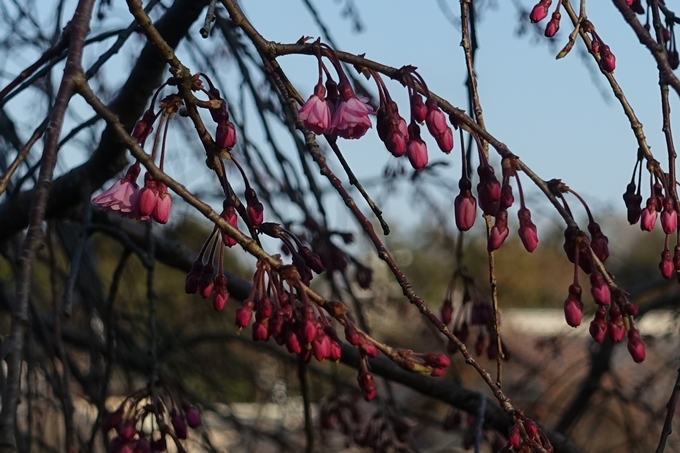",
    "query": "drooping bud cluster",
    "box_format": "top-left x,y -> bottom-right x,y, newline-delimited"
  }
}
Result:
501,417 -> 554,453
440,271 -> 505,360
296,44 -> 458,172
529,0 -> 562,38
184,218 -> 232,312
93,93 -> 183,223
624,168 -> 680,281
93,73 -> 246,225
555,187 -> 644,361
104,387 -> 202,453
